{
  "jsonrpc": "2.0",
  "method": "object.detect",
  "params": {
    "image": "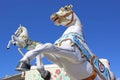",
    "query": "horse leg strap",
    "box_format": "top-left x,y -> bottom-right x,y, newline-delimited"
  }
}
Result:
90,55 -> 111,80
82,70 -> 97,80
